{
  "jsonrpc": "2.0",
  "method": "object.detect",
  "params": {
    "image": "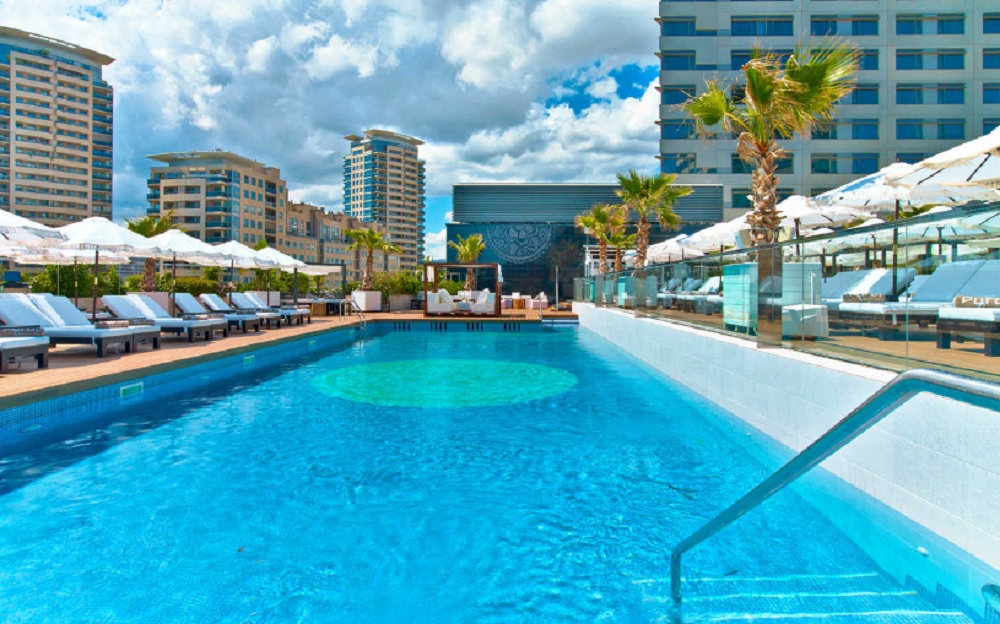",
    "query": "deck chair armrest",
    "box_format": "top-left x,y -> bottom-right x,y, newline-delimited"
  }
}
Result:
234,307 -> 259,314
0,325 -> 44,337
180,312 -> 218,321
127,318 -> 157,327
